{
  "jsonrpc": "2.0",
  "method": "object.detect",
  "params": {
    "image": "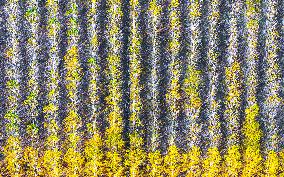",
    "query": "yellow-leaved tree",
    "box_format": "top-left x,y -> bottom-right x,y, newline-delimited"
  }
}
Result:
83,0 -> 104,176
124,0 -> 147,176
147,0 -> 164,176
3,0 -> 22,176
21,0 -> 41,175
104,0 -> 125,176
182,1 -> 203,176
203,0 -> 222,176
263,0 -> 282,176
42,0 -> 62,176
62,0 -> 83,176
164,0 -> 183,176
242,0 -> 263,176
223,0 -> 243,176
